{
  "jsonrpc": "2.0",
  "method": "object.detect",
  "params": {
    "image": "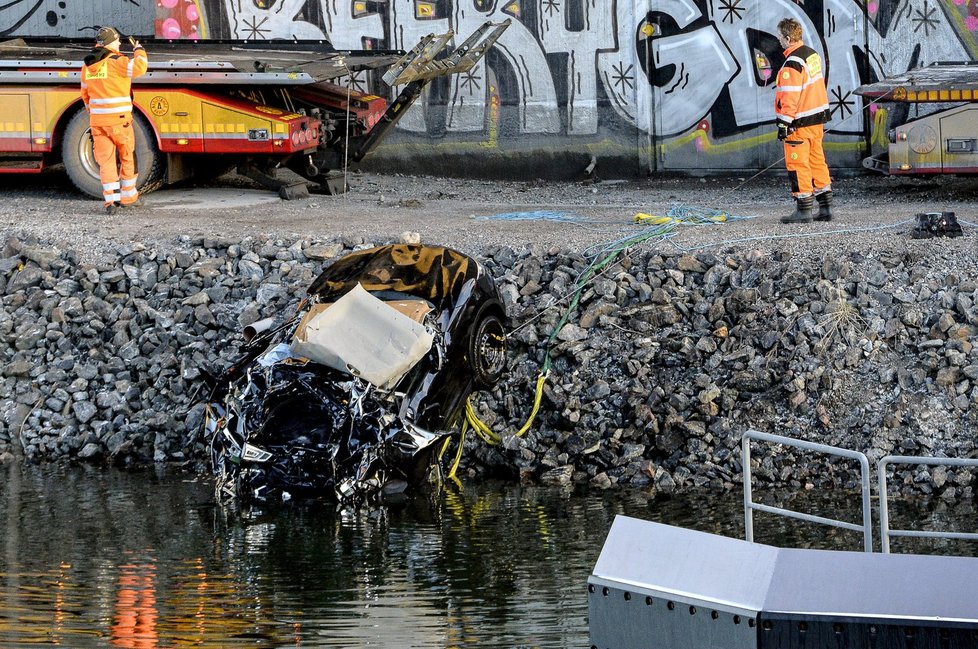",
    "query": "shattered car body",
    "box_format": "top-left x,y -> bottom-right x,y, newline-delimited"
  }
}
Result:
204,244 -> 507,505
